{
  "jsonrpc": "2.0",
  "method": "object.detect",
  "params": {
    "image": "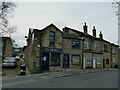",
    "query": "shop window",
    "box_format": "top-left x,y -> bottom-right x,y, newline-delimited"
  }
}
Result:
72,39 -> 80,49
49,31 -> 55,47
72,55 -> 80,65
106,59 -> 109,64
51,53 -> 60,66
